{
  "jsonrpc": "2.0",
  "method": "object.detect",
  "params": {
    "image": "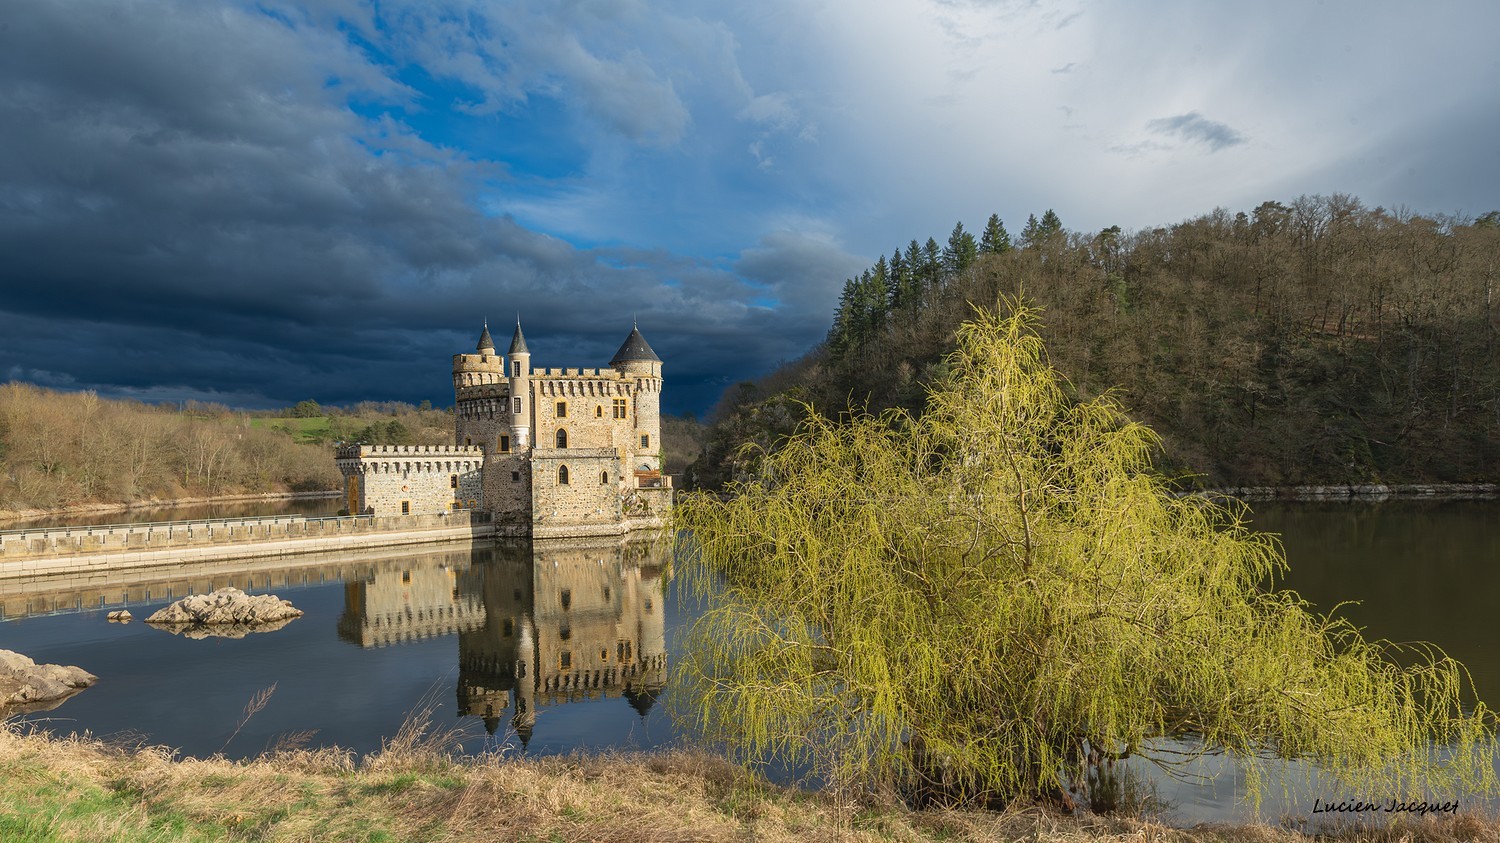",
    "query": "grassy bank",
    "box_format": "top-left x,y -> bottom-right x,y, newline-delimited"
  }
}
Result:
2,725 -> 1495,842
